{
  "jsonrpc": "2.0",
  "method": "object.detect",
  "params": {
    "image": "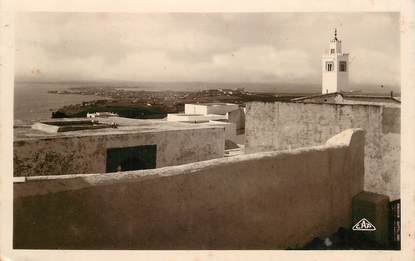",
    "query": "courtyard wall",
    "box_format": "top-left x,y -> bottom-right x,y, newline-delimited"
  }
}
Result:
14,129 -> 364,249
245,102 -> 400,199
